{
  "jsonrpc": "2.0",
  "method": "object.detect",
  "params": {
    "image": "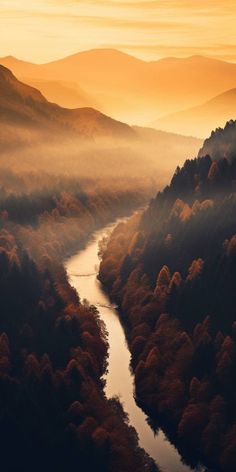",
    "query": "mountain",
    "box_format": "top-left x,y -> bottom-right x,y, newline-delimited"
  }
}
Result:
0,64 -> 202,182
0,51 -> 147,122
2,51 -> 236,124
23,78 -> 98,110
0,55 -> 101,111
198,119 -> 236,160
151,88 -> 236,138
0,64 -> 135,147
148,55 -> 236,111
0,56 -> 42,78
